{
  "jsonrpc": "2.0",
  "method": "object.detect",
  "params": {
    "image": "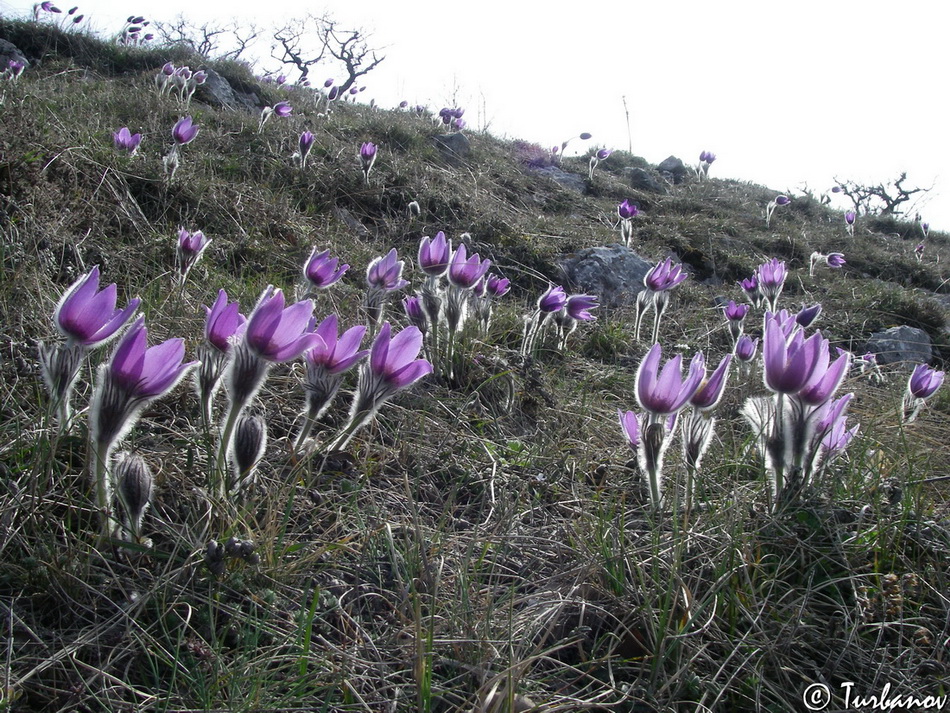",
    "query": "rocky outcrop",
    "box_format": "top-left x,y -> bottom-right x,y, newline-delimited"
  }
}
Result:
864,325 -> 933,366
562,245 -> 654,307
